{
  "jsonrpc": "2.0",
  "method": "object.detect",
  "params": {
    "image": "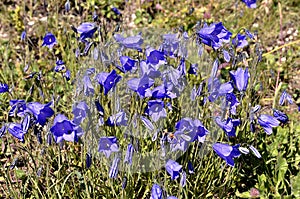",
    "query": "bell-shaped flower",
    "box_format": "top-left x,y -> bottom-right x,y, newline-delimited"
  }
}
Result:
230,67 -> 250,92
106,111 -> 128,126
98,136 -> 119,158
213,143 -> 241,167
258,114 -> 280,135
54,60 -> 66,72
150,184 -> 163,199
9,99 -> 27,117
241,0 -> 257,8
0,83 -> 9,93
7,123 -> 28,142
124,143 -> 134,165
127,75 -> 154,98
27,102 -> 54,126
74,22 -> 97,41
109,155 -> 120,178
197,22 -> 232,50
114,33 -> 143,51
165,159 -> 182,180
208,80 -> 233,102
95,70 -> 122,95
146,47 -> 166,66
50,114 -> 84,143
161,33 -> 179,57
232,34 -> 248,48
279,90 -> 293,105
83,75 -> 94,96
226,93 -> 240,115
72,101 -> 90,125
273,109 -> 288,124
119,56 -> 137,72
145,100 -> 167,122
215,116 -> 240,137
42,32 -> 57,49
